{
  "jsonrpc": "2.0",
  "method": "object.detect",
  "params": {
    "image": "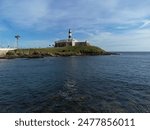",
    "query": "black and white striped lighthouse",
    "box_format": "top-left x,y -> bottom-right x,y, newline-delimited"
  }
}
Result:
68,29 -> 72,39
